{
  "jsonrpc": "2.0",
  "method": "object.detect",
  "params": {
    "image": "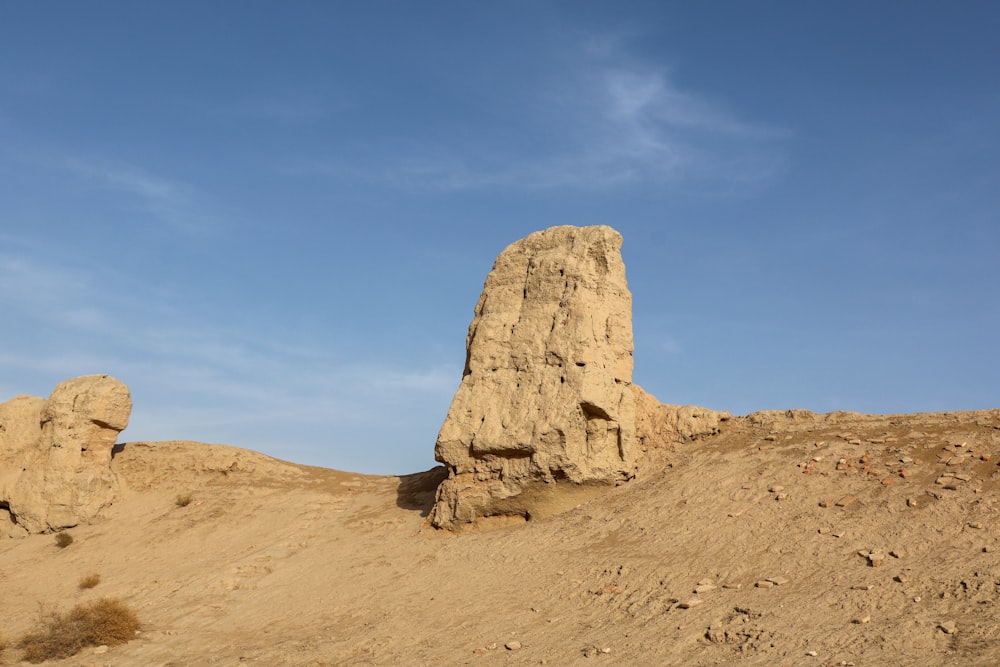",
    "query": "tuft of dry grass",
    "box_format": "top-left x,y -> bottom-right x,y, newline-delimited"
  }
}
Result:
54,532 -> 73,549
78,573 -> 101,589
175,493 -> 193,507
18,598 -> 140,663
